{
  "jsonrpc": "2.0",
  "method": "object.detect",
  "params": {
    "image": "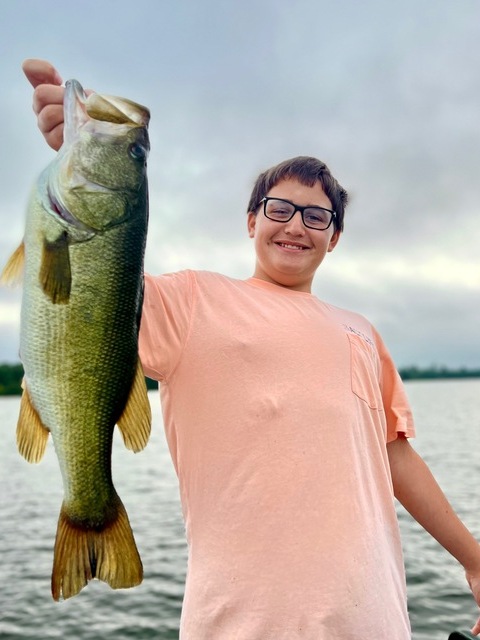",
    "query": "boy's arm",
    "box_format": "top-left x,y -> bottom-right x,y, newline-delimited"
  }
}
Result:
387,436 -> 480,635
